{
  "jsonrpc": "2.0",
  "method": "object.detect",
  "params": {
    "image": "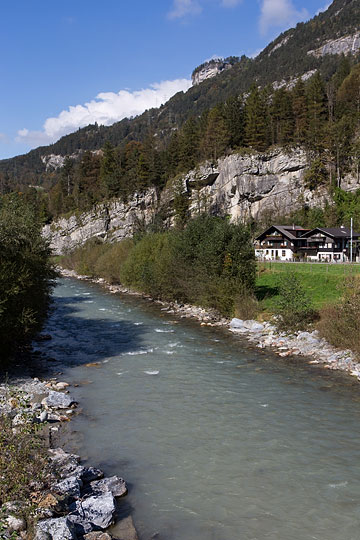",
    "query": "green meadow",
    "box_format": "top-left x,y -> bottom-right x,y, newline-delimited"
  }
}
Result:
256,262 -> 360,312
